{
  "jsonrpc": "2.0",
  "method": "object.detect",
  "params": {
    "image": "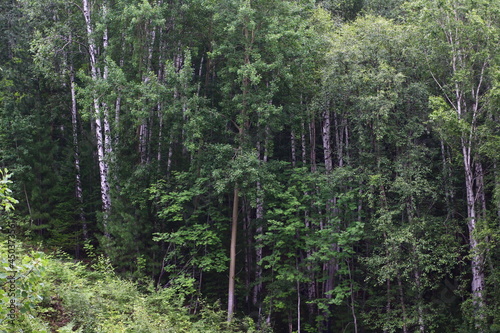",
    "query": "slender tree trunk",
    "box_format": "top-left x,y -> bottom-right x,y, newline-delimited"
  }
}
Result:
139,23 -> 157,165
254,180 -> 264,306
304,215 -> 316,319
321,109 -> 333,172
415,269 -> 425,333
167,133 -> 174,173
82,0 -> 111,235
301,123 -> 307,165
70,66 -> 87,241
243,199 -> 253,307
139,122 -> 149,164
309,117 -> 316,172
157,25 -> 166,165
253,127 -> 268,307
397,274 -> 408,333
296,257 -> 301,333
321,106 -> 338,309
334,112 -> 346,167
291,130 -> 297,167
384,278 -> 391,333
101,20 -> 112,161
348,259 -> 358,333
228,186 -> 239,321
114,34 -> 125,148
303,117 -> 316,318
